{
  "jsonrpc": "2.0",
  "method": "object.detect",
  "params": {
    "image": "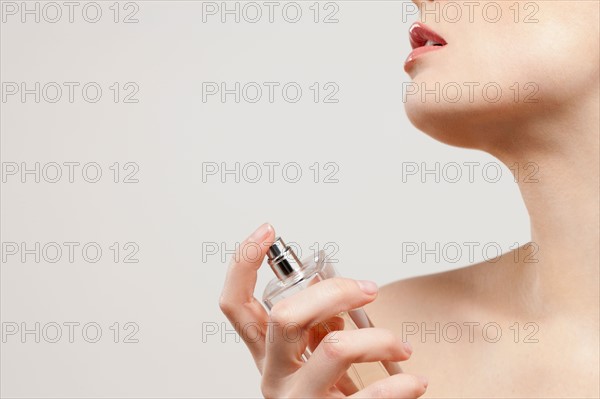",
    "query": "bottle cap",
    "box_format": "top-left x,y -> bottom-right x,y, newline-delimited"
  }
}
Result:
267,237 -> 303,280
